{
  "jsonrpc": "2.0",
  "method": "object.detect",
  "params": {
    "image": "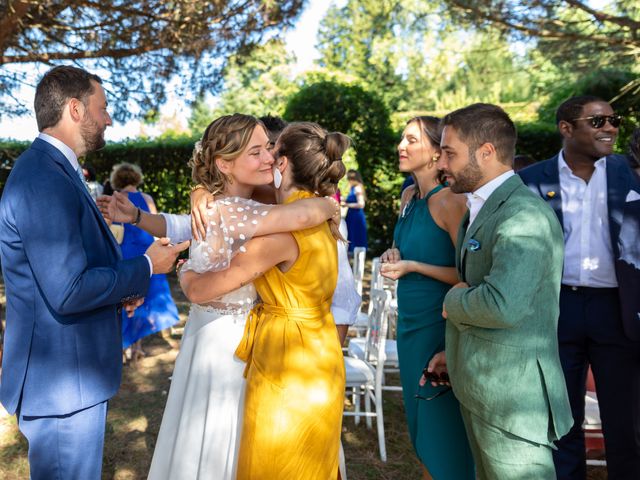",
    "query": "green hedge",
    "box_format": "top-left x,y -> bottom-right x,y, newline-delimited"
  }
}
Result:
0,137 -> 197,214
515,122 -> 562,161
